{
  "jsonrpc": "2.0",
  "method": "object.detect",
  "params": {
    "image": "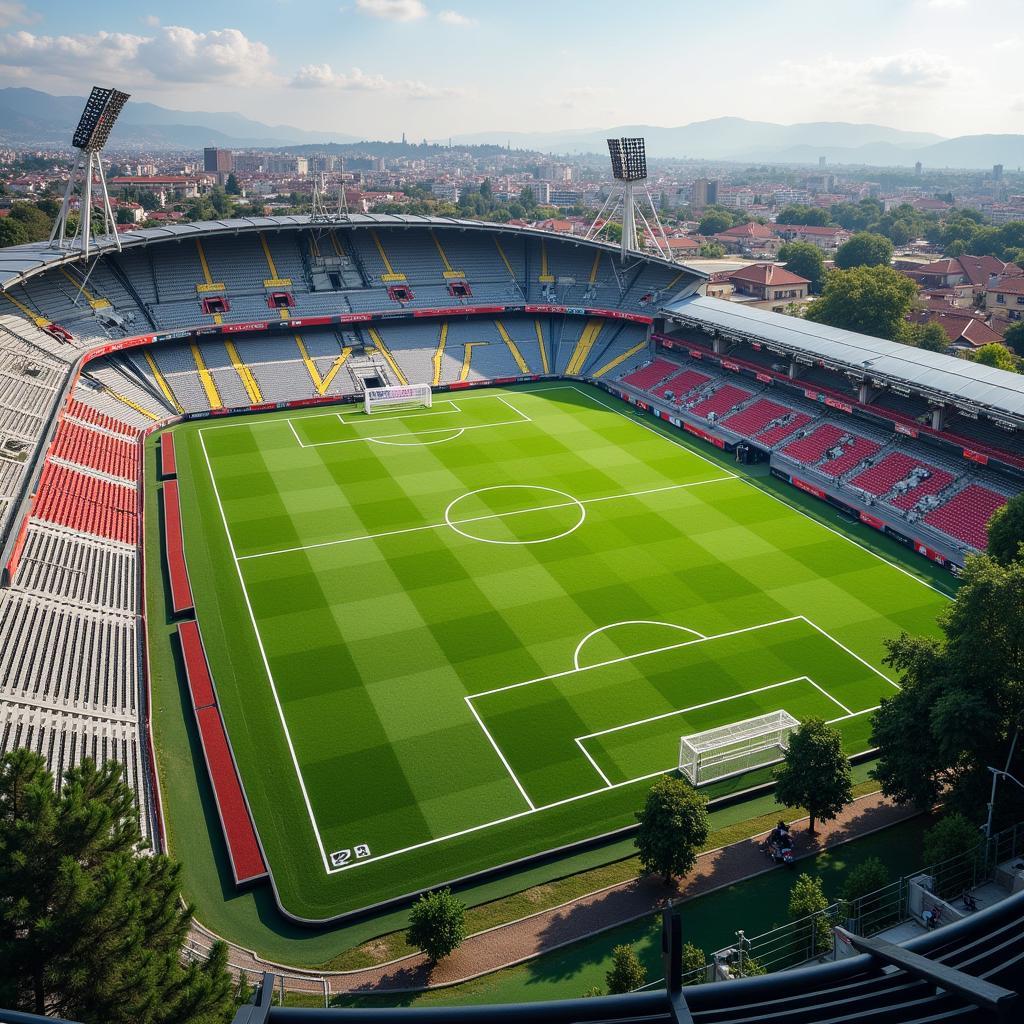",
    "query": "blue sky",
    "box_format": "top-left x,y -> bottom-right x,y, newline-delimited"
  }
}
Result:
1,0 -> 1017,139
